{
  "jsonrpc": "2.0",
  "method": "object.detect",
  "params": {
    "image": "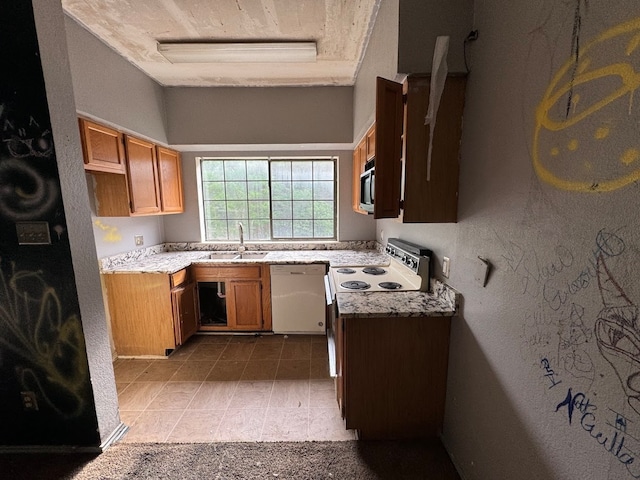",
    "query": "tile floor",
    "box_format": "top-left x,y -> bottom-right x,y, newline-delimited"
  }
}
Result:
114,333 -> 356,443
